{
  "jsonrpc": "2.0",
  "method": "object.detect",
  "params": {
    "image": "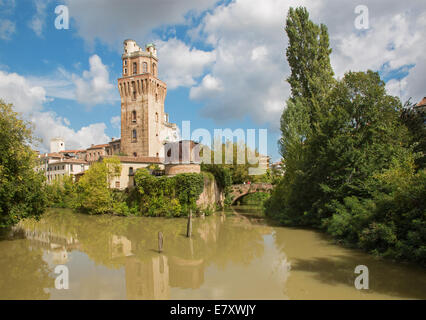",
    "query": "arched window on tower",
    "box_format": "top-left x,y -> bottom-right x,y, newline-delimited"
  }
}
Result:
132,110 -> 136,122
155,112 -> 159,123
133,62 -> 137,75
132,129 -> 137,141
143,62 -> 147,73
